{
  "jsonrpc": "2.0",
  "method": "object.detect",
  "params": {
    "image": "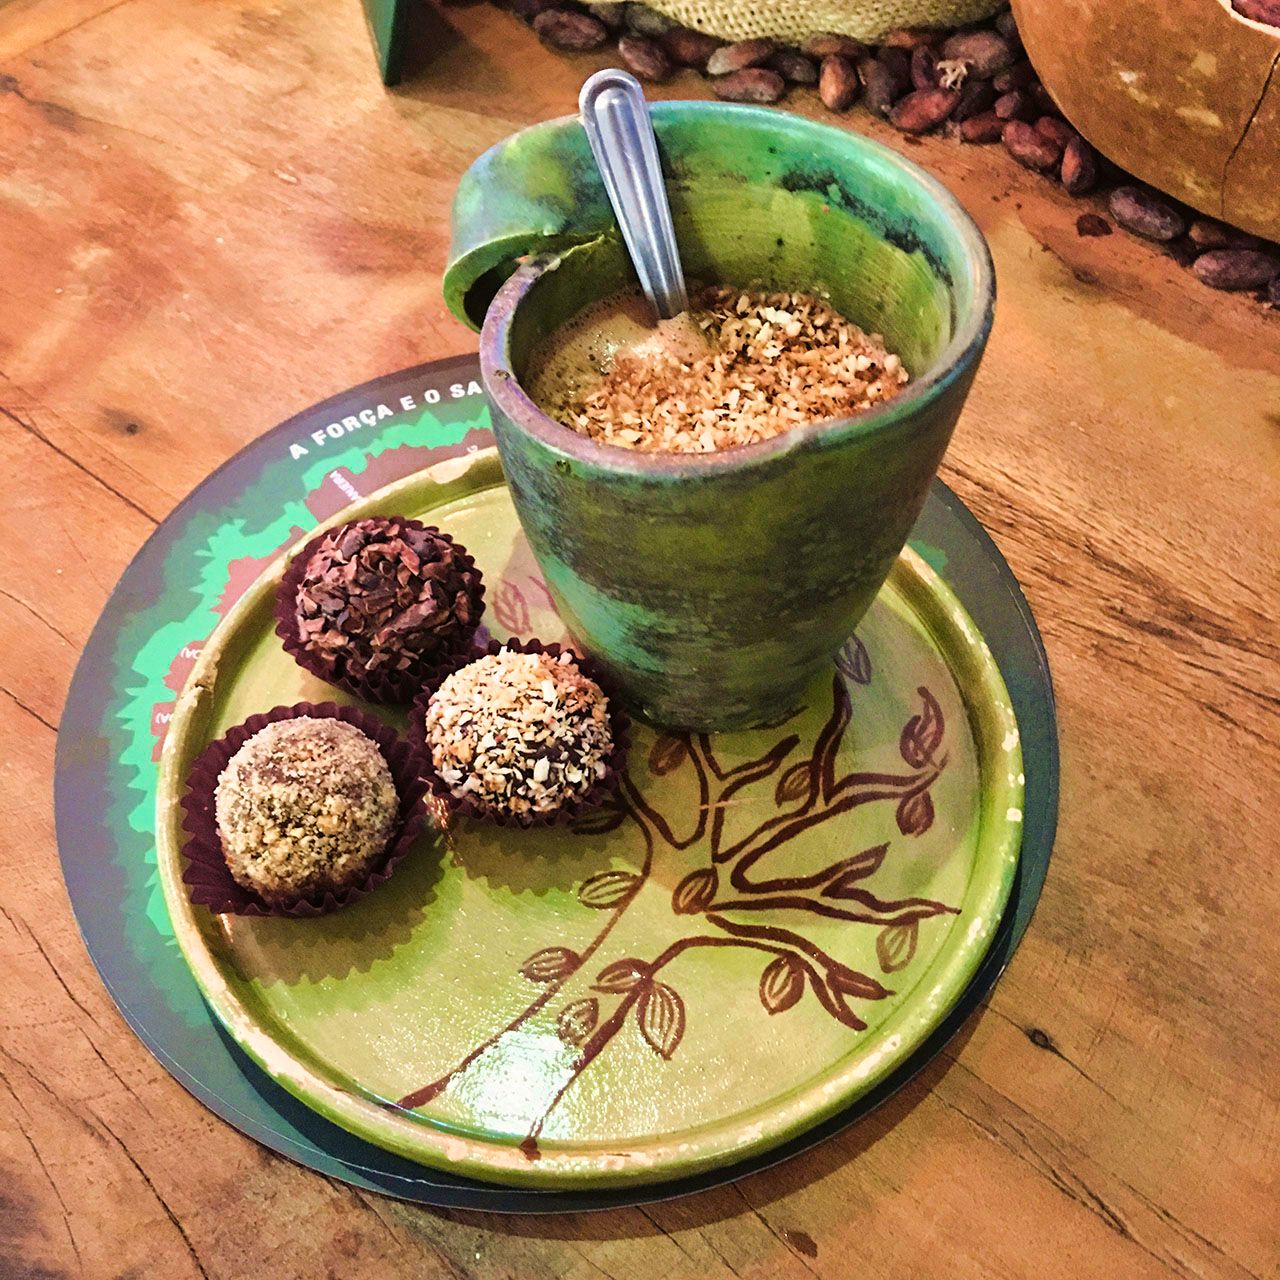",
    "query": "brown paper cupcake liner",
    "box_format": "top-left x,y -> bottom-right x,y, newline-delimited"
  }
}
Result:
180,701 -> 432,917
274,517 -> 485,705
407,638 -> 631,830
